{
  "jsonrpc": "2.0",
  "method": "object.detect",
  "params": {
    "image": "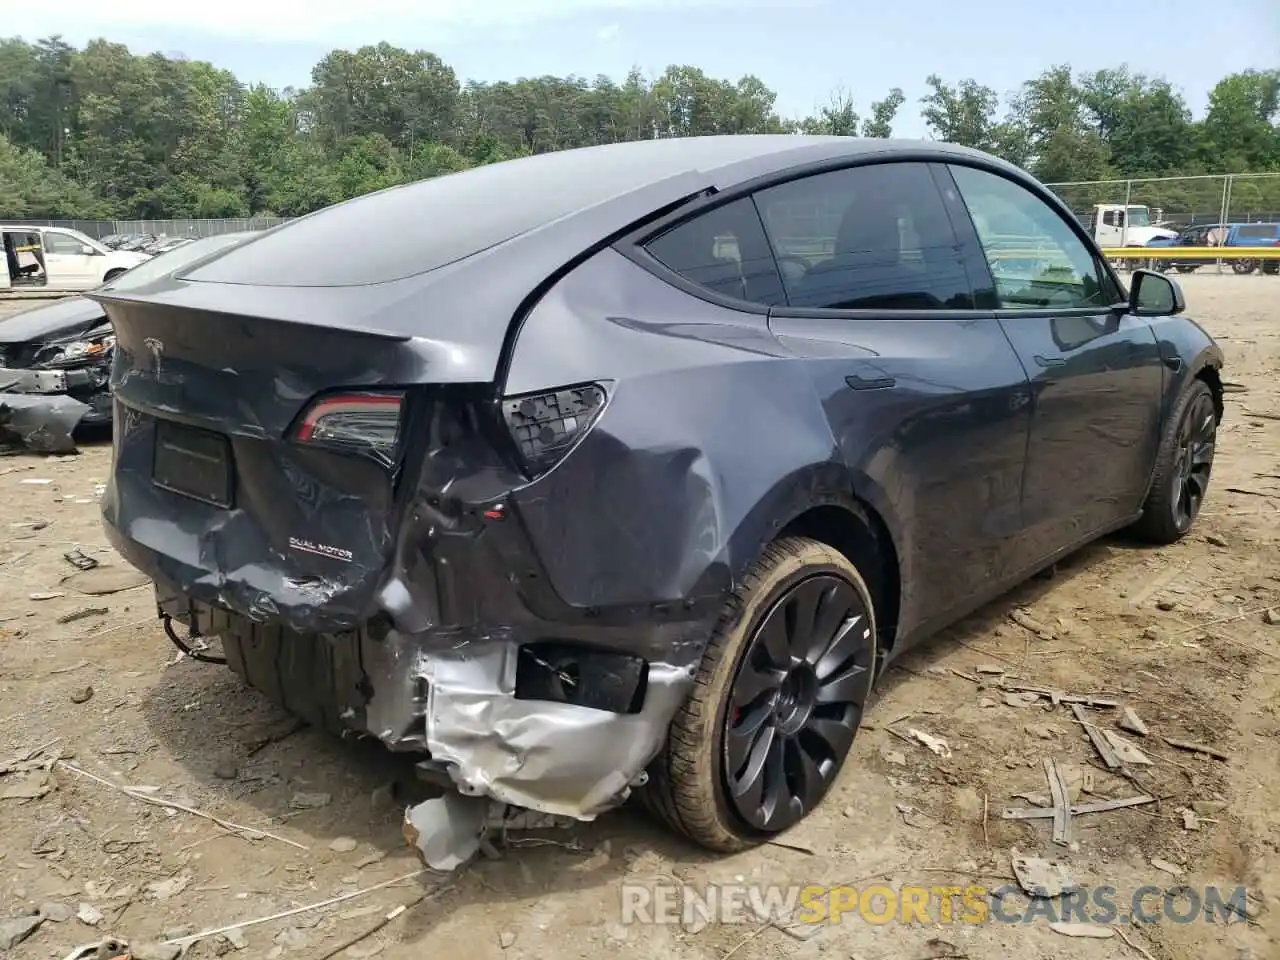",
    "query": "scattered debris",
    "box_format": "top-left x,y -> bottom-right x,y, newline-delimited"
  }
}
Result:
1044,758 -> 1073,845
330,836 -> 359,853
1163,737 -> 1231,762
1010,609 -> 1056,640
290,791 -> 333,810
0,912 -> 44,951
907,729 -> 951,758
975,664 -> 1004,675
60,566 -> 149,596
223,928 -> 249,950
1003,692 -> 1039,707
162,869 -> 431,948
30,590 -> 65,601
1001,795 -> 1156,821
1204,534 -> 1229,548
57,760 -> 306,849
40,901 -> 74,922
882,749 -> 907,766
57,607 -> 109,625
1072,704 -> 1123,770
895,803 -> 935,829
19,478 -> 53,484
212,760 -> 239,781
921,936 -> 968,958
1156,599 -> 1178,611
499,931 -> 517,949
75,903 -> 103,926
60,938 -> 126,960
1179,808 -> 1202,831
1049,921 -> 1113,939
1102,731 -> 1152,766
62,549 -> 99,572
146,875 -> 193,901
1010,849 -> 1076,898
1150,857 -> 1183,877
70,685 -> 94,704
0,769 -> 54,801
1118,707 -> 1149,737
1190,799 -> 1227,816
1262,608 -> 1279,626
